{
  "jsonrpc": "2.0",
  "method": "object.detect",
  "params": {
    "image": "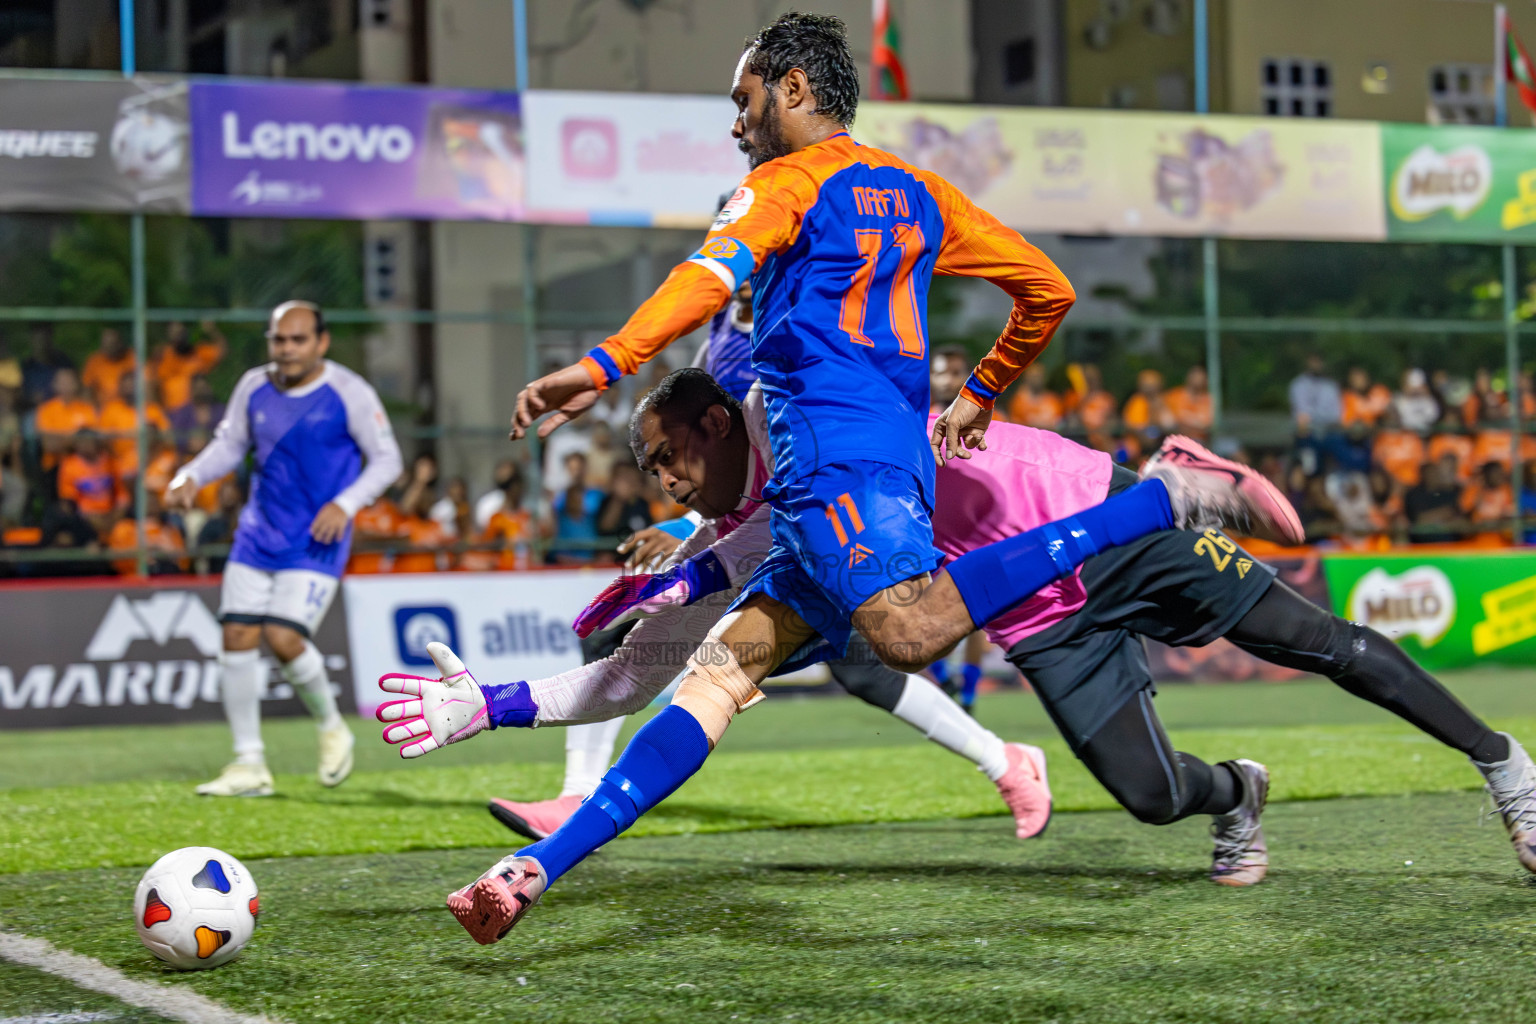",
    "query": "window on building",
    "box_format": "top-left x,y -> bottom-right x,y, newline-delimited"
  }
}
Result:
1428,63 -> 1495,125
1003,37 -> 1036,87
1261,58 -> 1332,117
